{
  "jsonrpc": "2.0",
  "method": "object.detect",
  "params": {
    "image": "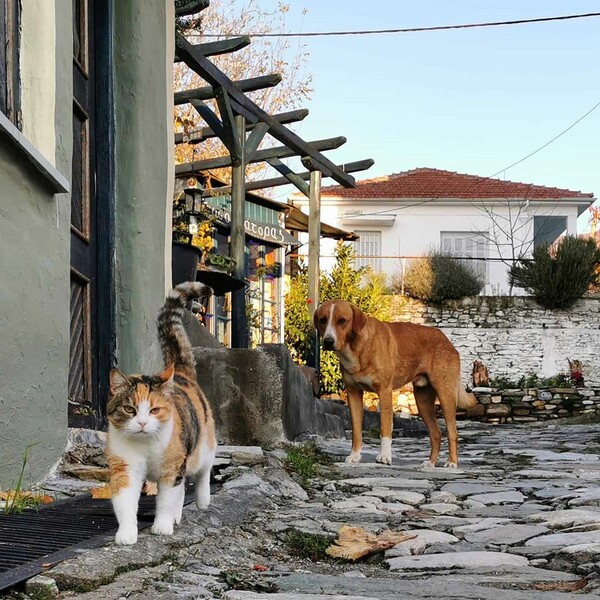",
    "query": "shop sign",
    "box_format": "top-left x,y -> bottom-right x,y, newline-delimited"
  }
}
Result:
207,206 -> 298,246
